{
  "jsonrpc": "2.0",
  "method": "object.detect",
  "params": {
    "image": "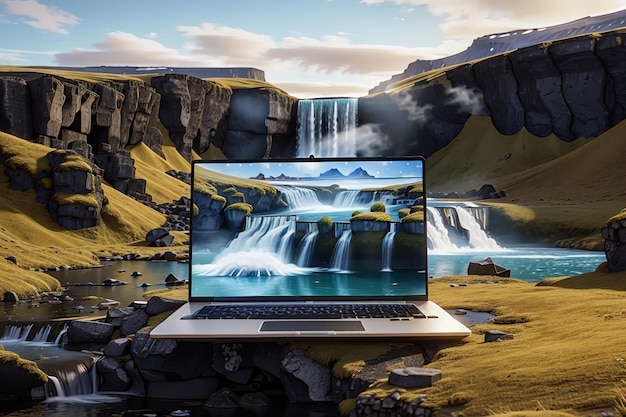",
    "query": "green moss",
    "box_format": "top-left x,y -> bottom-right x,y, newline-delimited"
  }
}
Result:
398,208 -> 410,219
352,212 -> 392,222
402,211 -> 424,223
225,202 -> 253,214
370,202 -> 386,213
410,205 -> 423,213
352,210 -> 363,217
318,216 -> 334,228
